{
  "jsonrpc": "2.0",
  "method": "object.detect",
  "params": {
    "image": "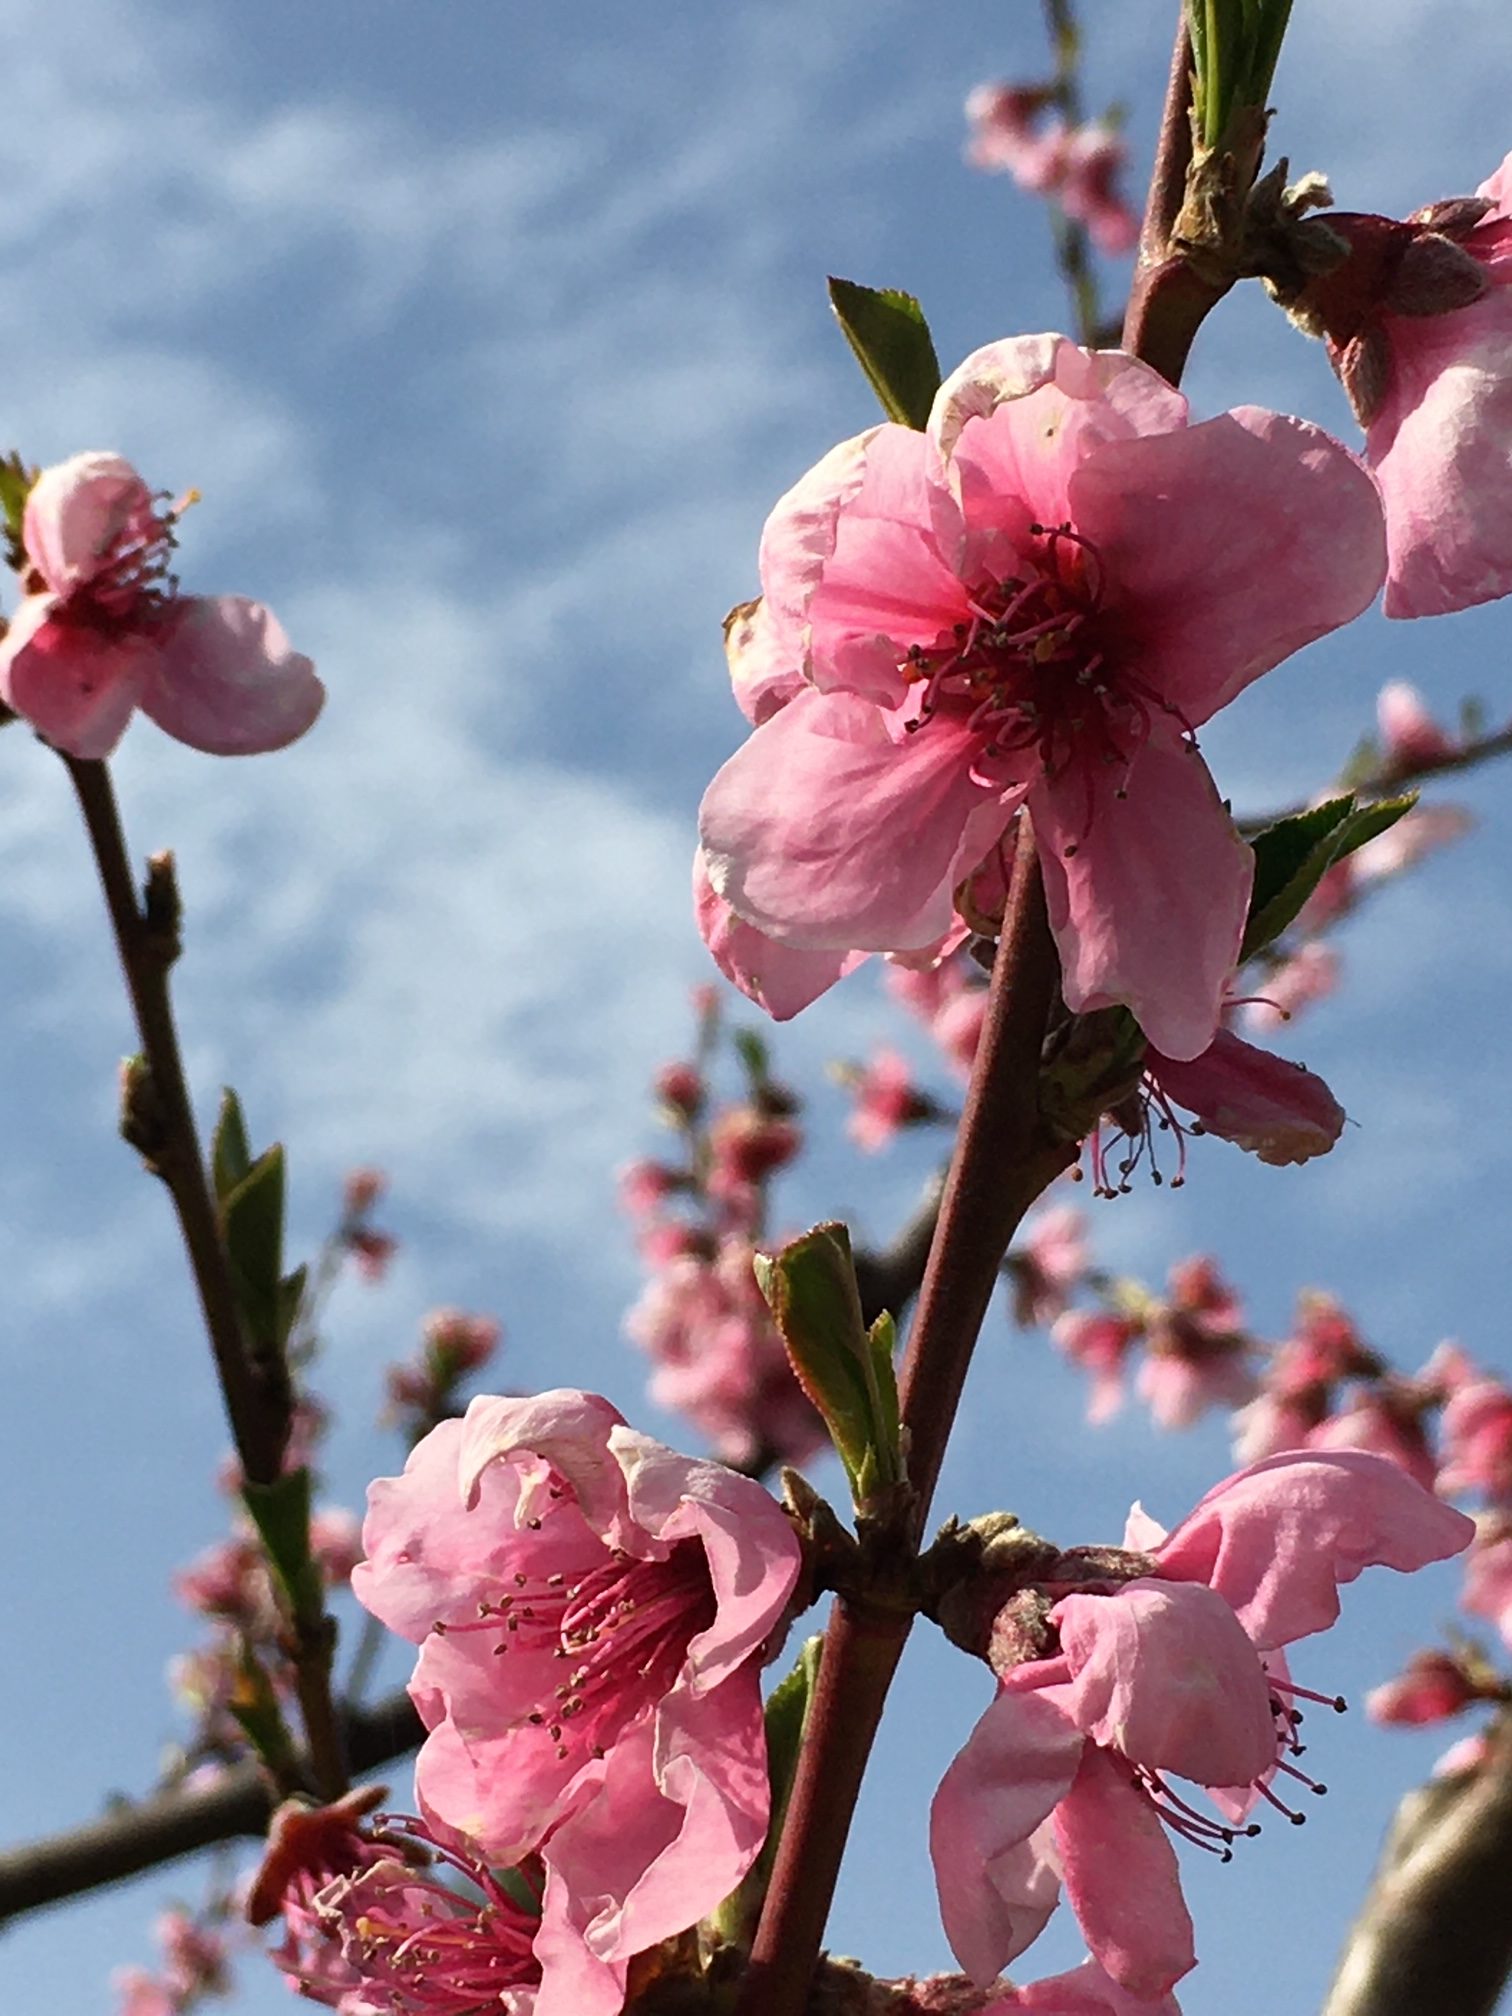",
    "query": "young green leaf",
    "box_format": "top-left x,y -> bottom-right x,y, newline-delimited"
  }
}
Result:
827,278 -> 942,430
